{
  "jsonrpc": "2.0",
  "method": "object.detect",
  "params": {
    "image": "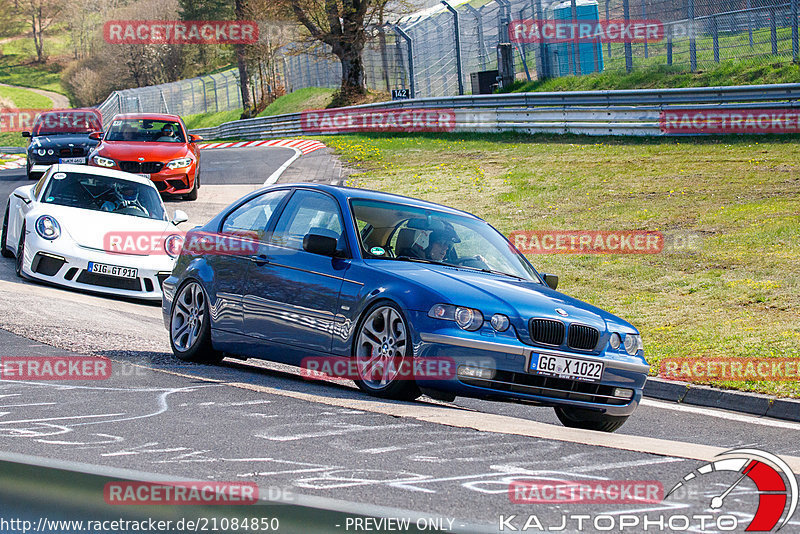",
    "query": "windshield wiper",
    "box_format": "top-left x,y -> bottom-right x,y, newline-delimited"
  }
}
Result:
475,268 -> 526,280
